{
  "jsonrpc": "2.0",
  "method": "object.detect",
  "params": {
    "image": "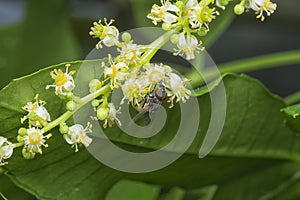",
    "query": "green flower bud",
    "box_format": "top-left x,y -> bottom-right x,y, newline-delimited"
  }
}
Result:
97,107 -> 109,121
17,135 -> 24,143
22,148 -> 35,160
66,101 -> 77,111
162,23 -> 172,31
92,100 -> 101,107
59,123 -> 69,134
18,128 -> 27,136
234,4 -> 245,15
197,27 -> 208,36
89,79 -> 103,93
170,34 -> 180,44
28,112 -> 38,121
121,32 -> 132,42
219,0 -> 230,6
175,1 -> 185,10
